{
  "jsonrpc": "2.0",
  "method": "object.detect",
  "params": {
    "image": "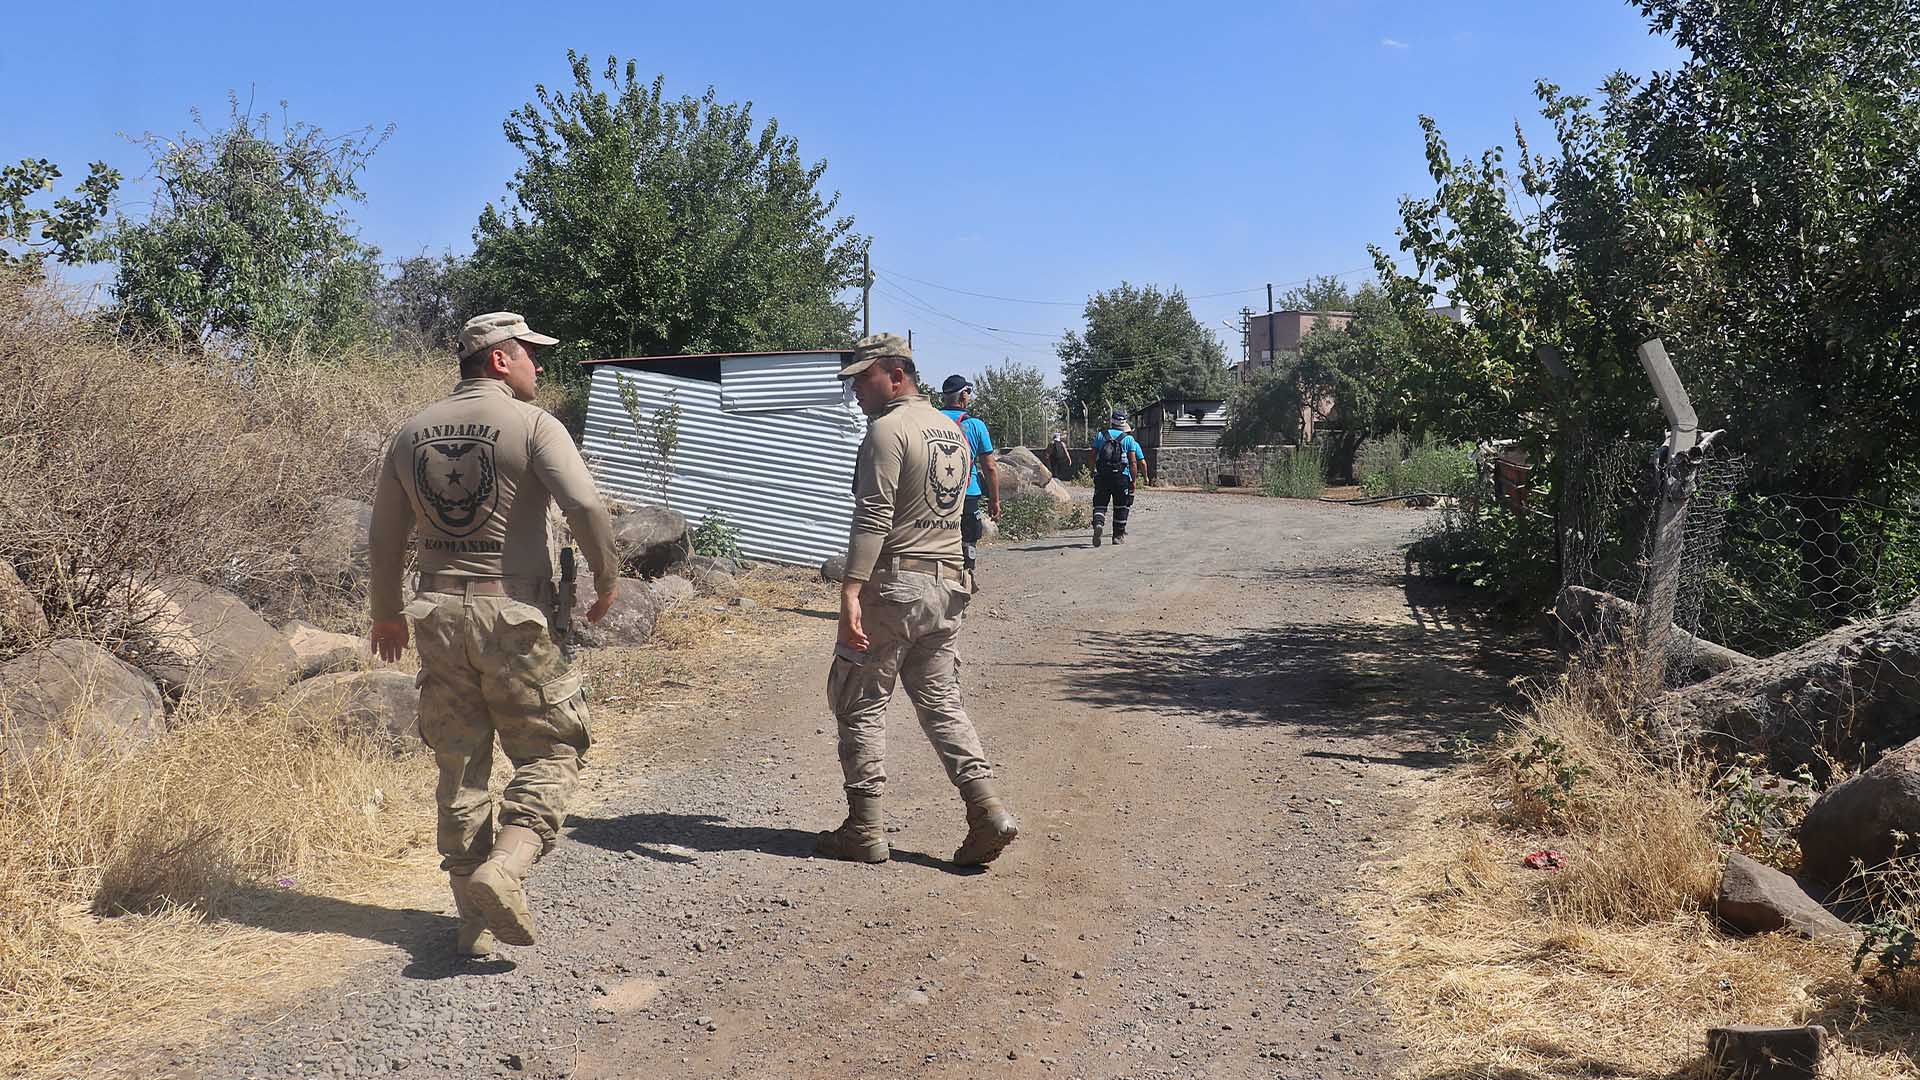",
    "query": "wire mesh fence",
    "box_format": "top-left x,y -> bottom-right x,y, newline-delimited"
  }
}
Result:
1418,432 -> 1920,666
1560,434 -> 1920,660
